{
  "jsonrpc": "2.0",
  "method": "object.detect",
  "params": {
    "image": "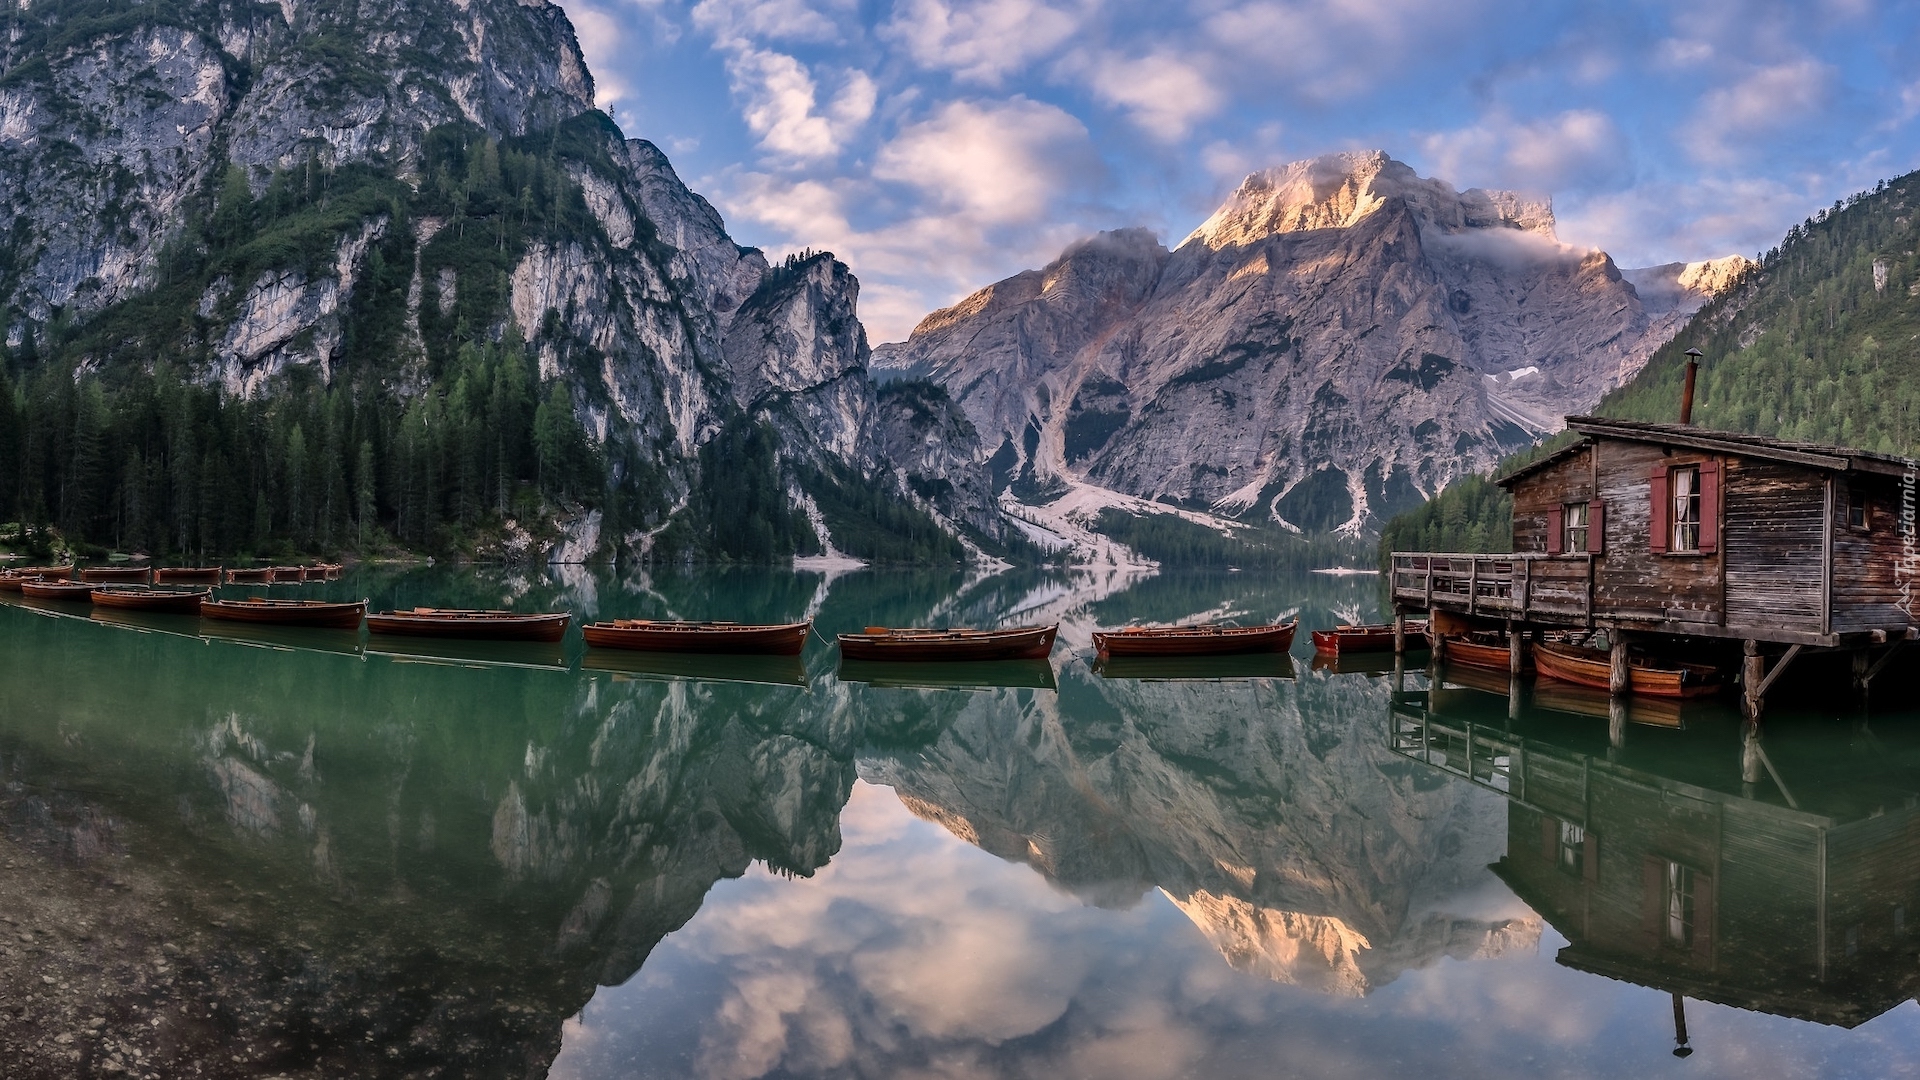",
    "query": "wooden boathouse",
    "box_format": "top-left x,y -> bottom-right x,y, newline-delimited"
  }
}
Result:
1391,415 -> 1920,718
